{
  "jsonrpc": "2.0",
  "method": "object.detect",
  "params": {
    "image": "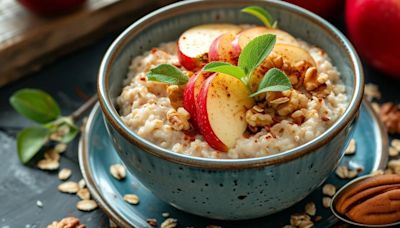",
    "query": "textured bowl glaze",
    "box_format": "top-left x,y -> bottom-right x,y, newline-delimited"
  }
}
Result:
97,0 -> 364,220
